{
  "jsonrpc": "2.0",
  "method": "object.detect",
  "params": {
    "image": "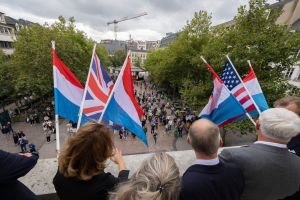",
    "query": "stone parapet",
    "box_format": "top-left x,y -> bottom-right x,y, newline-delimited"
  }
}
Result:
19,146 -> 242,198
